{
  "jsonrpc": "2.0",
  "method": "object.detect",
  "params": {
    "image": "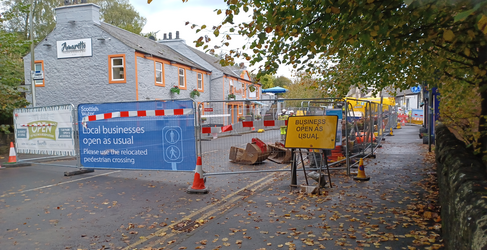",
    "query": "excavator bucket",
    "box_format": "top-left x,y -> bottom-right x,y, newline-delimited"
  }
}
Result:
229,138 -> 271,165
267,142 -> 292,164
